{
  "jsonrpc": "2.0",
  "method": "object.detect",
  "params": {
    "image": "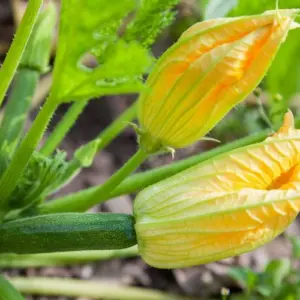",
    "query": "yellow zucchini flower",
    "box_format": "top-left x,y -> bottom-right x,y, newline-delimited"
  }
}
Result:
134,111 -> 300,268
138,10 -> 300,152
